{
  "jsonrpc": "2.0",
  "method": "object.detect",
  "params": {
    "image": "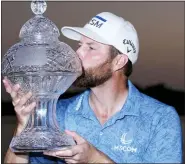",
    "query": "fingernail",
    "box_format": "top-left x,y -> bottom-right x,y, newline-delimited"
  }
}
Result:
15,84 -> 20,89
32,102 -> 36,107
16,84 -> 20,87
28,91 -> 32,95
